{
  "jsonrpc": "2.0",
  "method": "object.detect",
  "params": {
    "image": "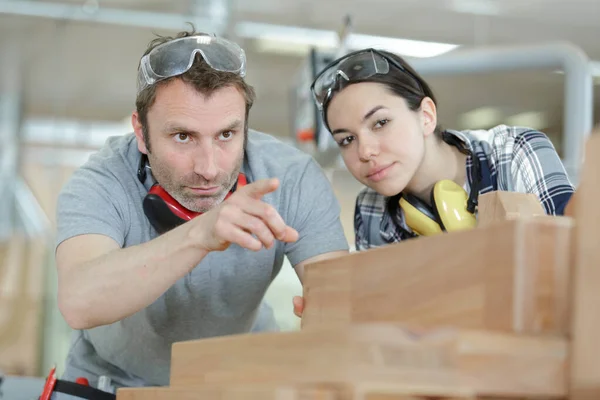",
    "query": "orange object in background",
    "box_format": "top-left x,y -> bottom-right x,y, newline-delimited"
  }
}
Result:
296,128 -> 315,142
76,377 -> 90,386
